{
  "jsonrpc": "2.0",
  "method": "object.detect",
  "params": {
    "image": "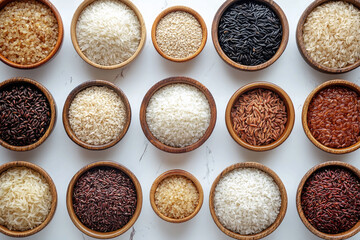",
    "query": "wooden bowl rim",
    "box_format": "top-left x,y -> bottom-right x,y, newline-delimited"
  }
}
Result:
70,0 -> 146,70
296,0 -> 360,74
66,161 -> 143,239
151,5 -> 207,62
296,161 -> 360,239
225,82 -> 295,151
302,79 -> 360,154
211,0 -> 289,71
139,76 -> 217,153
0,0 -> 64,69
149,169 -> 204,223
0,77 -> 57,151
209,162 -> 288,240
62,80 -> 131,150
0,161 -> 57,237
